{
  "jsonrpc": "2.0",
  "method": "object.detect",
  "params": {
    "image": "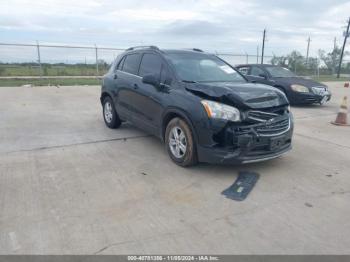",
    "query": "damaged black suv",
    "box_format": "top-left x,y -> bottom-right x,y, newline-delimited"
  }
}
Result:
101,46 -> 293,166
